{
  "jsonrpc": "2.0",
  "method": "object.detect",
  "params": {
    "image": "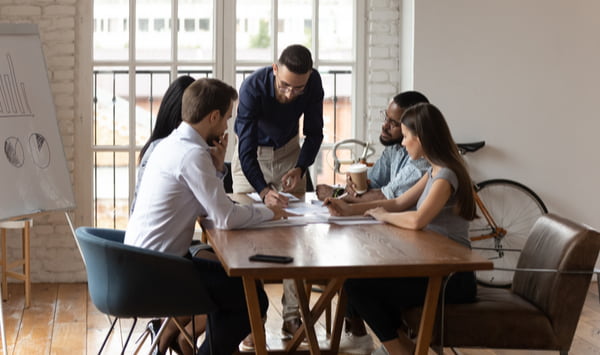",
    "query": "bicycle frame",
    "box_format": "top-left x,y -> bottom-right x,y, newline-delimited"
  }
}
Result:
470,189 -> 507,242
